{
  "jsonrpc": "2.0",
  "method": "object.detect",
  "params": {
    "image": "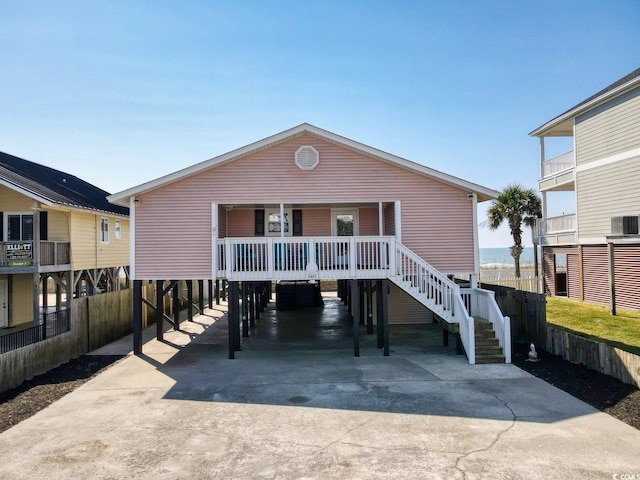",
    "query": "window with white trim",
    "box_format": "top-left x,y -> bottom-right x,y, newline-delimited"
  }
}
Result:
100,218 -> 109,243
266,209 -> 292,236
115,220 -> 121,239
